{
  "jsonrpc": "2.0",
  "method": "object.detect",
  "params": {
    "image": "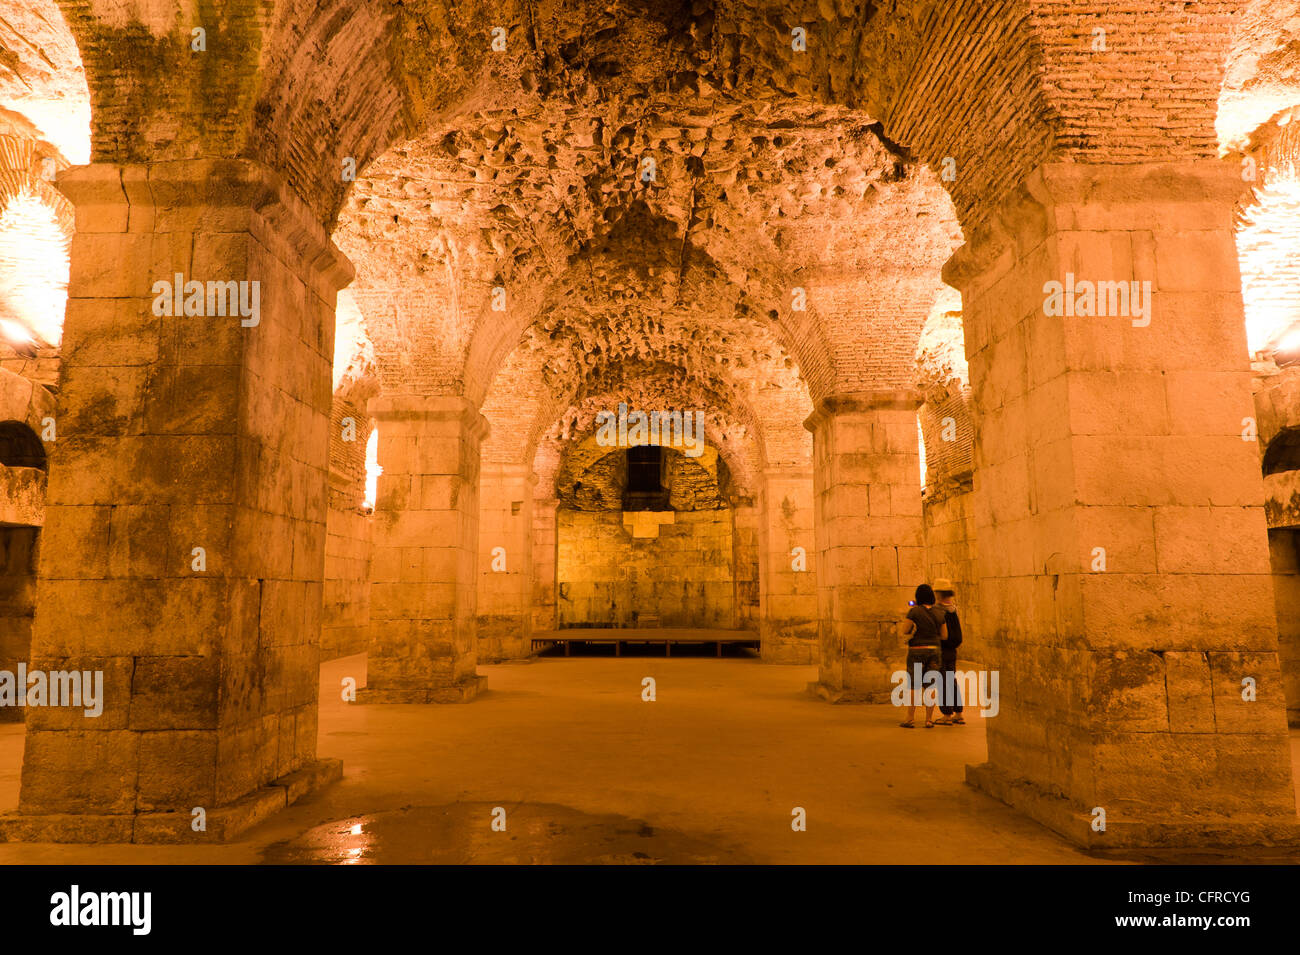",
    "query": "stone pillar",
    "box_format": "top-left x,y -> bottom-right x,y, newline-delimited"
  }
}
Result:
476,463 -> 535,662
3,160 -> 348,843
321,400 -> 375,661
363,395 -> 488,702
758,468 -> 817,663
732,501 -> 761,633
805,393 -> 926,699
948,162 -> 1298,847
531,497 -> 558,633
